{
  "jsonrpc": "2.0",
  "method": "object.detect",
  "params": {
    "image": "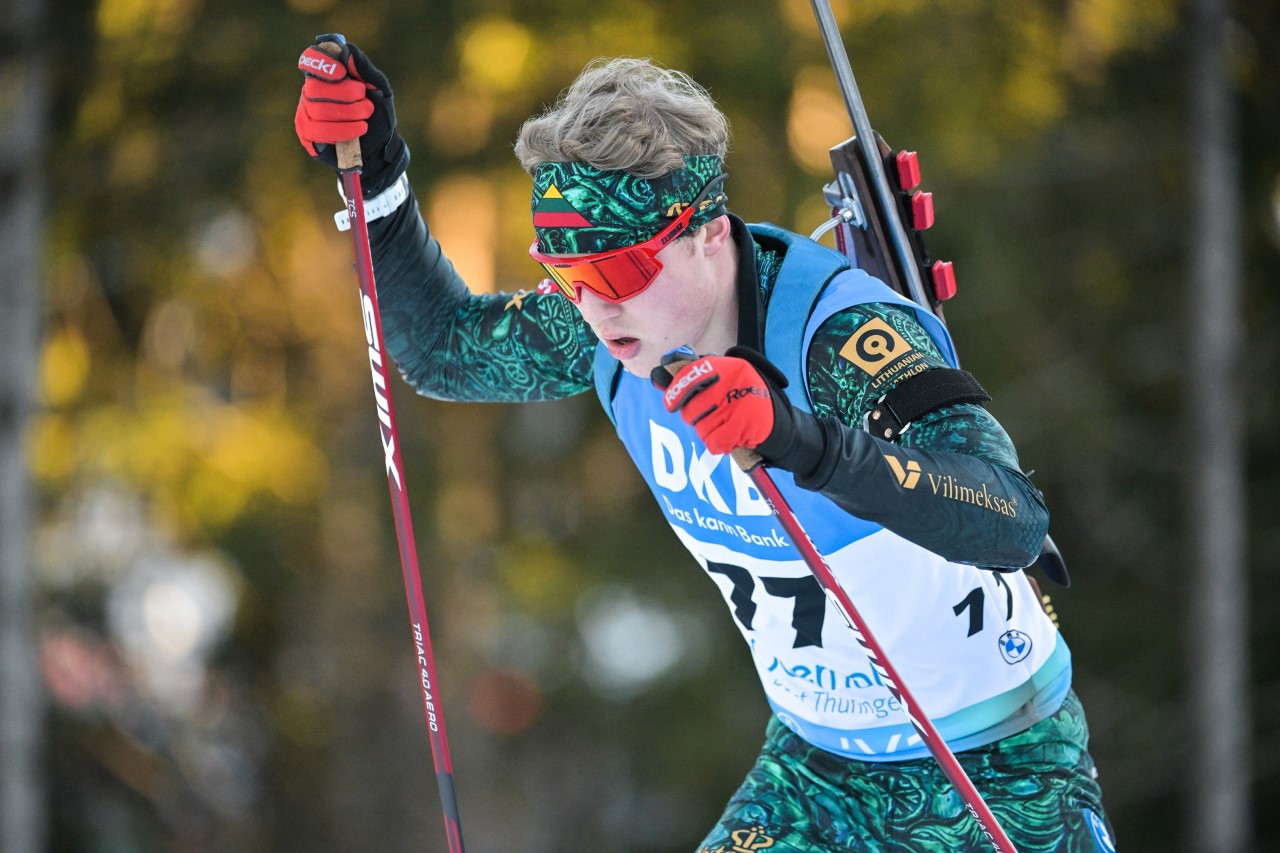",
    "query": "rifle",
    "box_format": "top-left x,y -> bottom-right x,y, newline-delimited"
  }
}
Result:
808,0 -> 1070,588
